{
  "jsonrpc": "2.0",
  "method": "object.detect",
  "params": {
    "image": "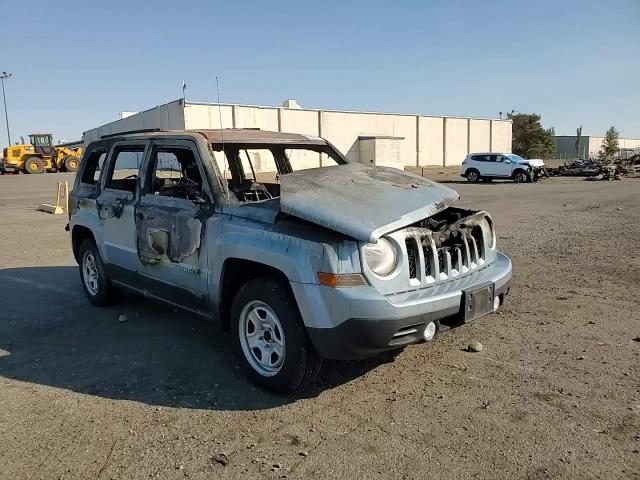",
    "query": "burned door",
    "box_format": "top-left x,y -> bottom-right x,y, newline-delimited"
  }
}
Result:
135,139 -> 210,307
98,142 -> 147,272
